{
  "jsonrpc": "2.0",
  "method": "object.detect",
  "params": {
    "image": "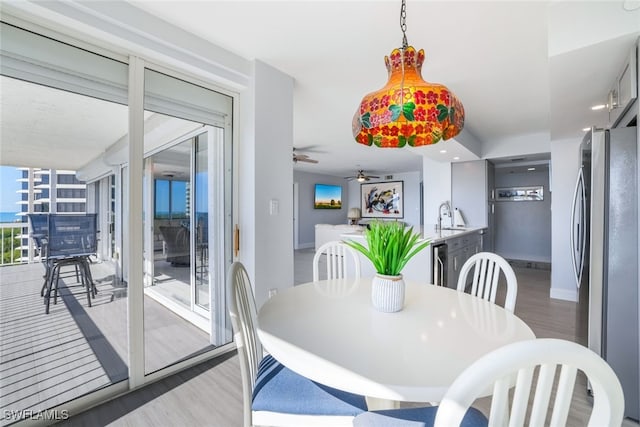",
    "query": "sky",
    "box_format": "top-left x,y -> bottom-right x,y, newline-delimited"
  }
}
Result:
315,184 -> 342,203
0,166 -> 21,212
155,179 -> 188,215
